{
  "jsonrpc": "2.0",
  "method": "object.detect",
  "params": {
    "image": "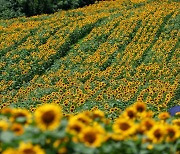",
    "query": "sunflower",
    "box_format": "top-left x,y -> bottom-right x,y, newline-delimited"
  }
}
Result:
58,147 -> 67,154
146,124 -> 165,143
0,120 -> 9,131
74,113 -> 92,125
18,142 -> 45,154
134,101 -> 146,114
2,148 -> 17,154
79,123 -> 106,147
138,118 -> 155,134
172,119 -> 180,127
147,144 -> 153,150
10,108 -> 31,125
175,112 -> 180,116
141,111 -> 154,118
53,138 -> 69,149
113,118 -> 137,138
165,125 -> 180,142
35,104 -> 62,131
11,123 -> 24,136
91,109 -> 105,120
110,132 -> 125,141
1,107 -> 13,115
123,107 -> 137,120
158,112 -> 170,120
66,117 -> 85,135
